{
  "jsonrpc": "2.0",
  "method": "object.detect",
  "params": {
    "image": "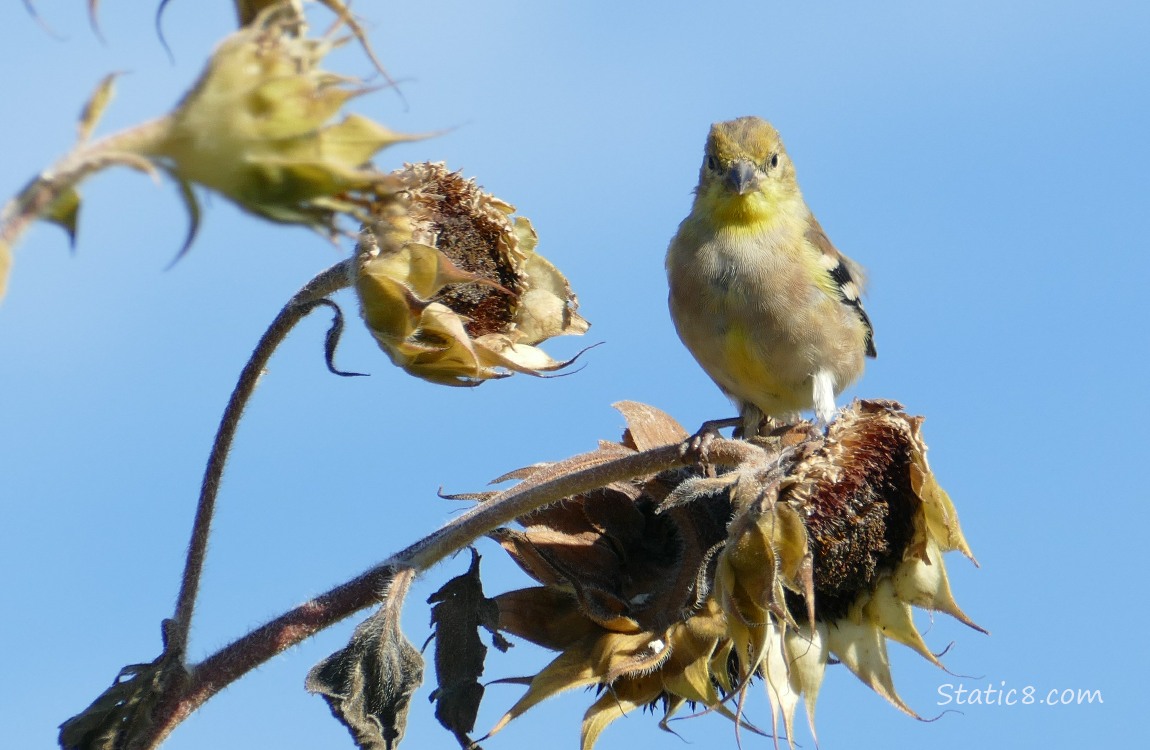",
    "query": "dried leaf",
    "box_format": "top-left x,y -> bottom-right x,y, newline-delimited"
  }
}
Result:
427,549 -> 507,748
59,643 -> 185,750
307,571 -> 424,750
612,400 -> 689,451
494,587 -> 600,651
